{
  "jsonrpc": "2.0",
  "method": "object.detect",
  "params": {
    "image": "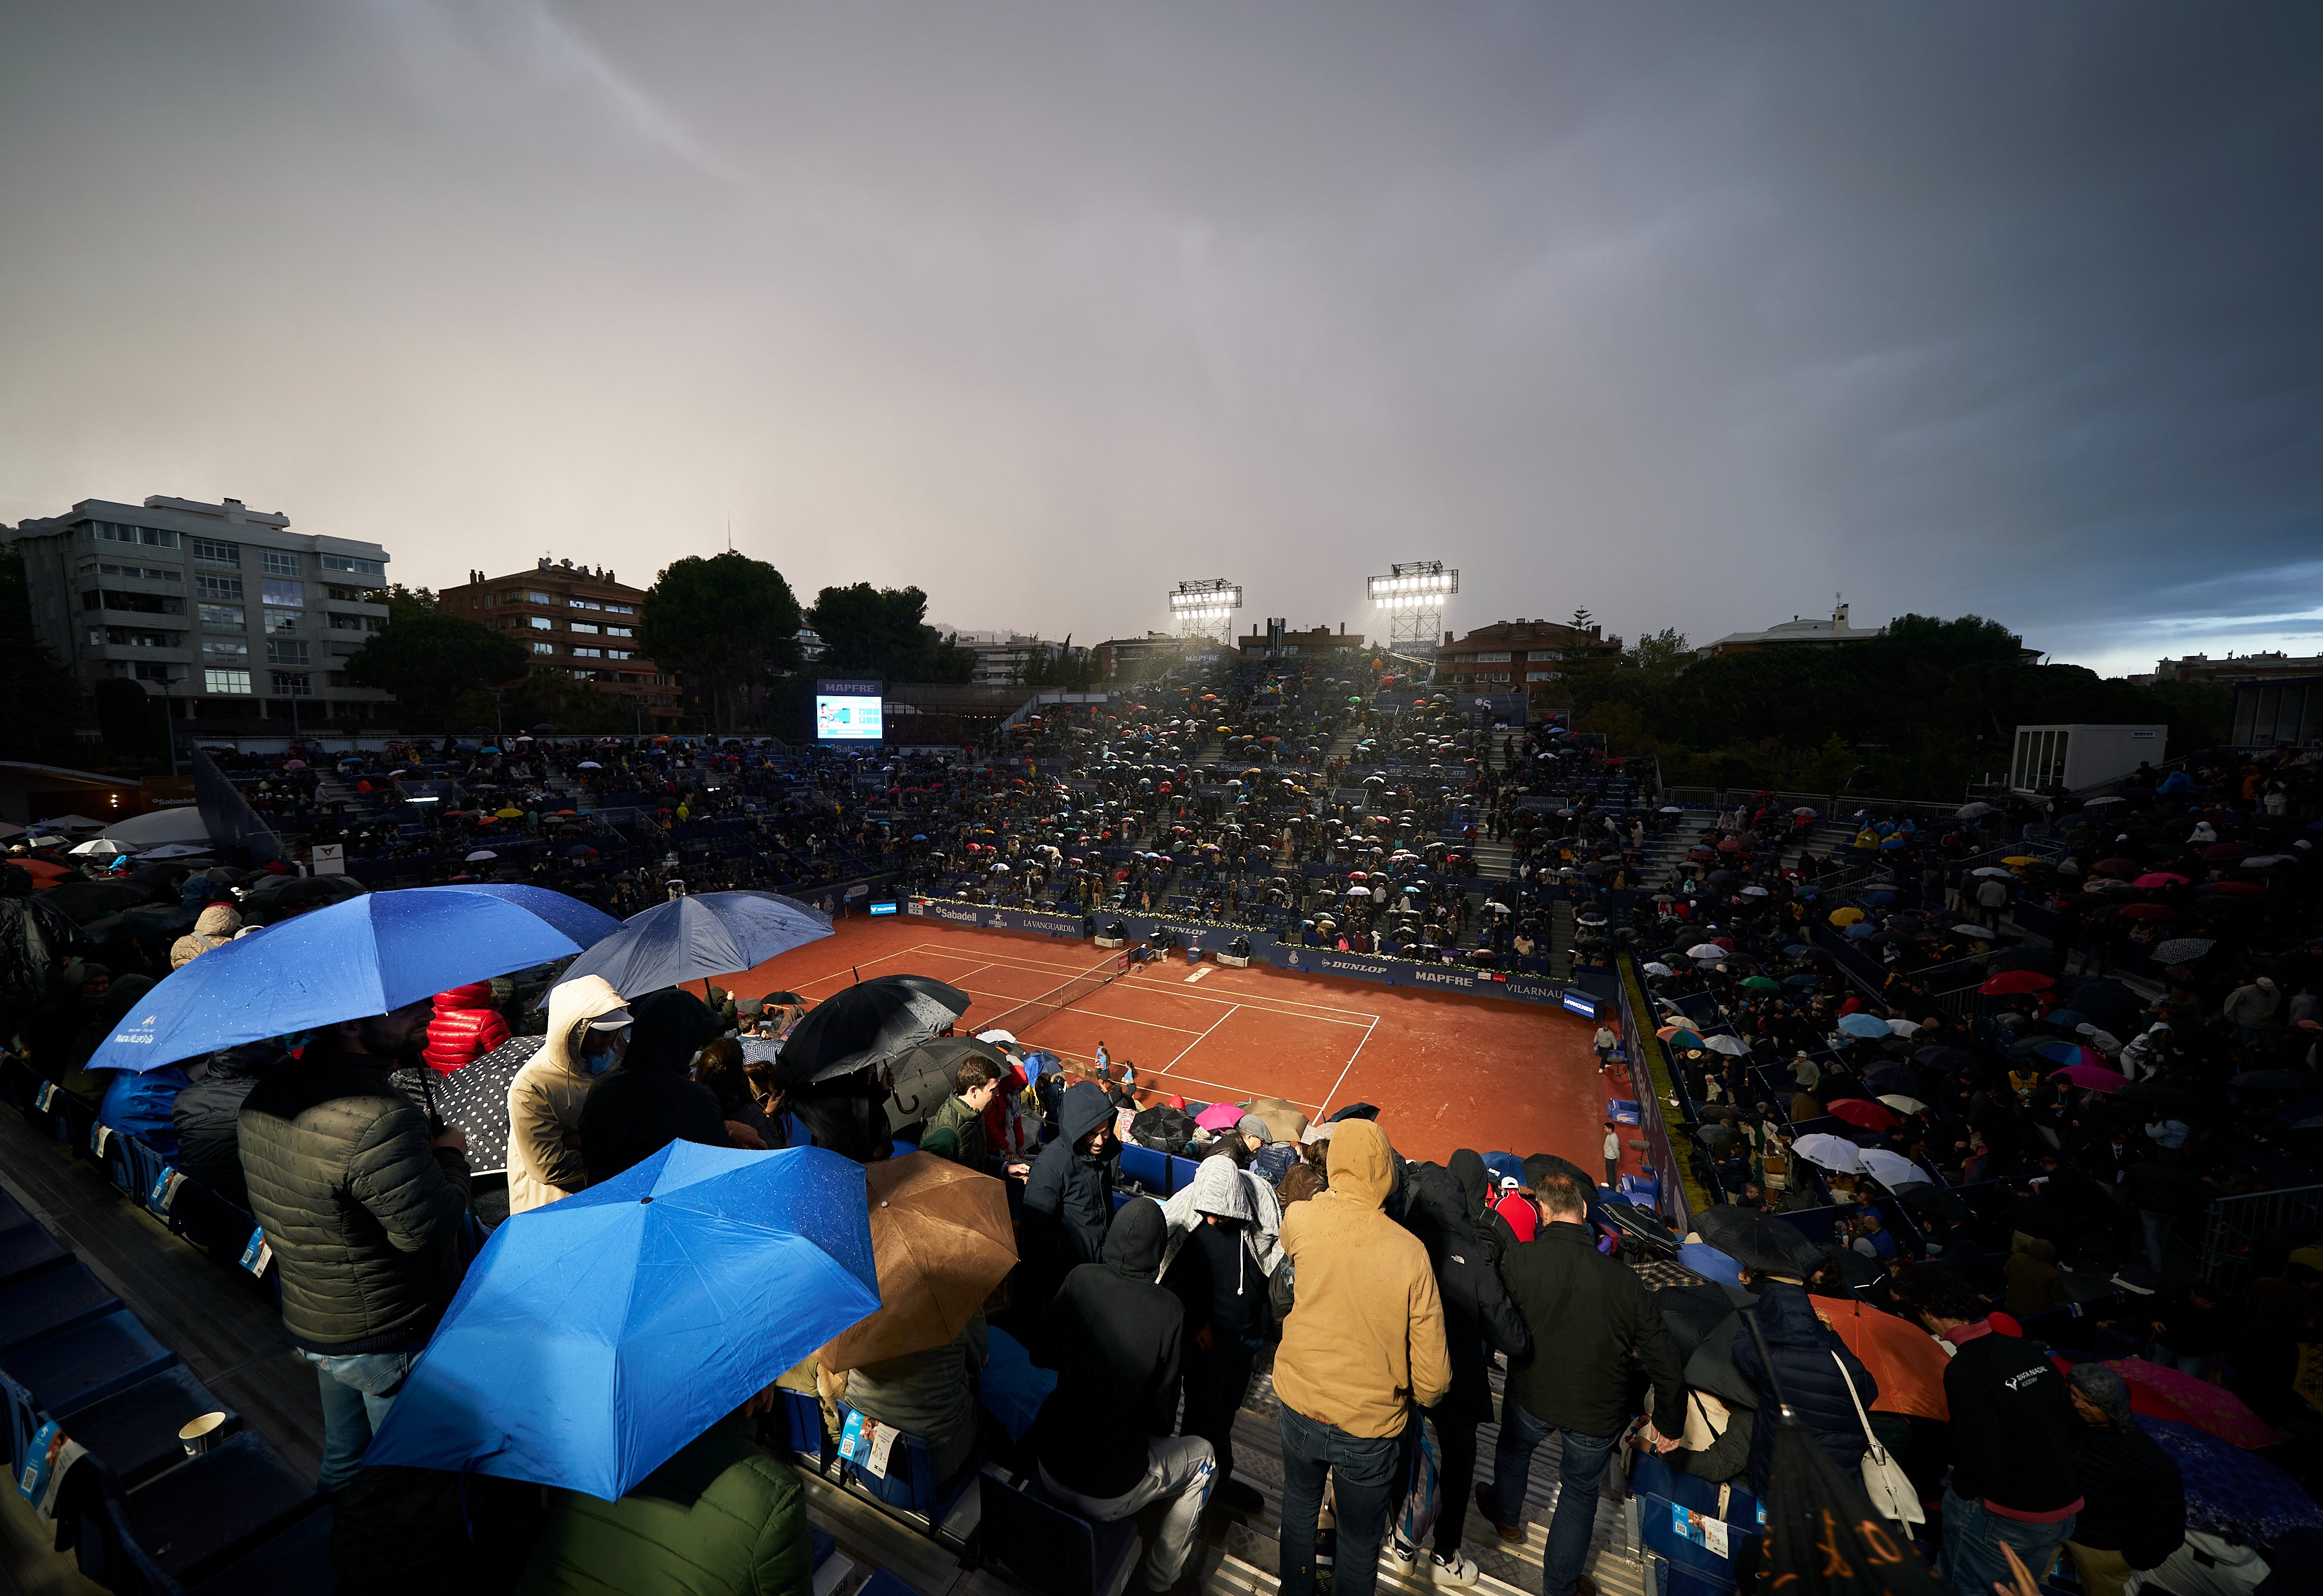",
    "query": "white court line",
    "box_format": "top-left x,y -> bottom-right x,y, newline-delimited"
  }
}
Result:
1184,965 -> 1214,984
892,938 -> 1383,1020
1162,1000 -> 1243,1075
1311,1015 -> 1381,1123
